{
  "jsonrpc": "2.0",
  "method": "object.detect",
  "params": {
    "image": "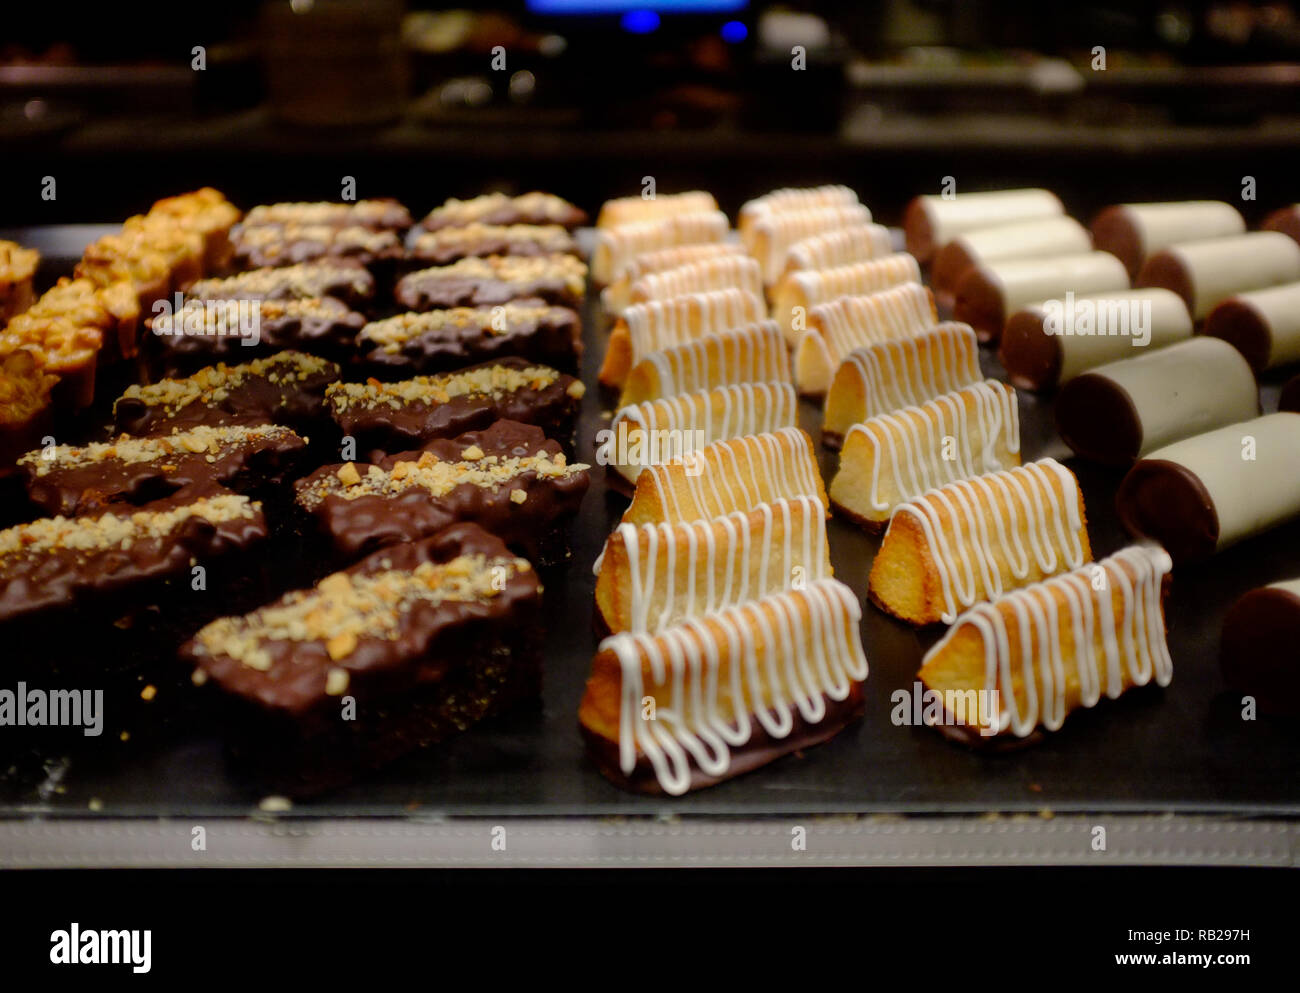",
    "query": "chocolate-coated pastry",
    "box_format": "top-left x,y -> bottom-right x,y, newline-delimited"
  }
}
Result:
395,255 -> 586,310
230,223 -> 405,271
930,215 -> 1091,300
185,261 -> 376,309
1090,201 -> 1245,278
1262,203 -> 1300,246
408,223 -> 578,265
1136,231 -> 1300,320
1220,578 -> 1300,716
241,199 -> 412,232
903,188 -> 1063,264
420,192 -> 586,232
1203,281 -> 1300,373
